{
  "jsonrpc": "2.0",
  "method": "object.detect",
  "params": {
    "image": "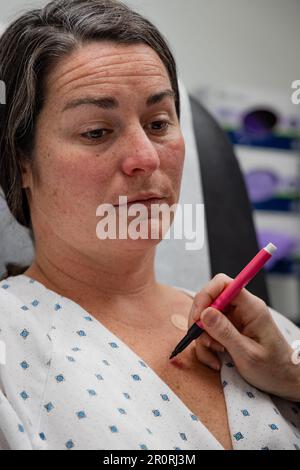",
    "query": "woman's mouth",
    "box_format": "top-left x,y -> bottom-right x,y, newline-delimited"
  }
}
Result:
114,196 -> 167,208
